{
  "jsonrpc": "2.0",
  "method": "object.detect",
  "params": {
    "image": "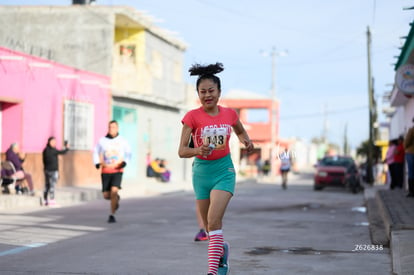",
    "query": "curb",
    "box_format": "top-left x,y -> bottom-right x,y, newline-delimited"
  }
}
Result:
365,197 -> 389,246
376,190 -> 394,240
0,188 -> 102,210
366,187 -> 414,275
0,194 -> 41,210
0,180 -> 191,211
